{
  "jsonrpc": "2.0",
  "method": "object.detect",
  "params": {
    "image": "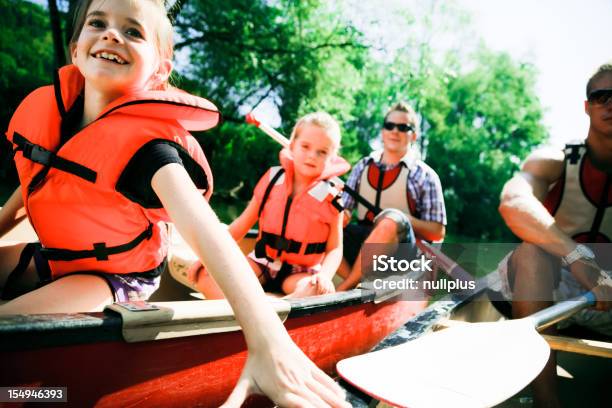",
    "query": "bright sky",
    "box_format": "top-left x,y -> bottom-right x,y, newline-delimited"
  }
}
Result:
458,0 -> 612,146
347,0 -> 612,147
